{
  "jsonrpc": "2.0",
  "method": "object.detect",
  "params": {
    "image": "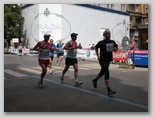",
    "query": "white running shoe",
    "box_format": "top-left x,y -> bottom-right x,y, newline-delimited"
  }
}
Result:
75,81 -> 83,86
